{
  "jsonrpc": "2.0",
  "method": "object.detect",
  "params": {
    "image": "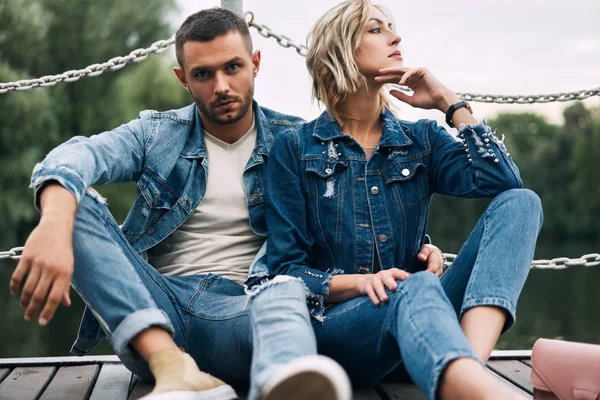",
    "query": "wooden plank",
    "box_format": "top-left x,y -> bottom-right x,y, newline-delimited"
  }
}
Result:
487,366 -> 532,398
0,356 -> 120,367
521,359 -> 532,368
0,368 -> 11,384
487,360 -> 533,394
489,350 -> 532,360
39,364 -> 100,400
0,366 -> 56,400
89,363 -> 132,400
354,387 -> 384,399
379,383 -> 426,400
128,376 -> 153,400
